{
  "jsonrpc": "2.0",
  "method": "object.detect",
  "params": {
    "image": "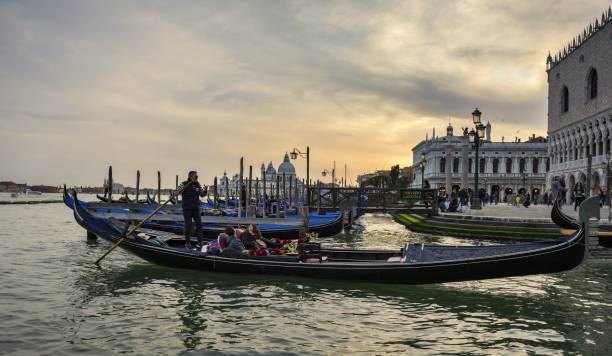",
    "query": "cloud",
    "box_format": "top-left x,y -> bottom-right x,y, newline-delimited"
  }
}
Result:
0,0 -> 607,186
